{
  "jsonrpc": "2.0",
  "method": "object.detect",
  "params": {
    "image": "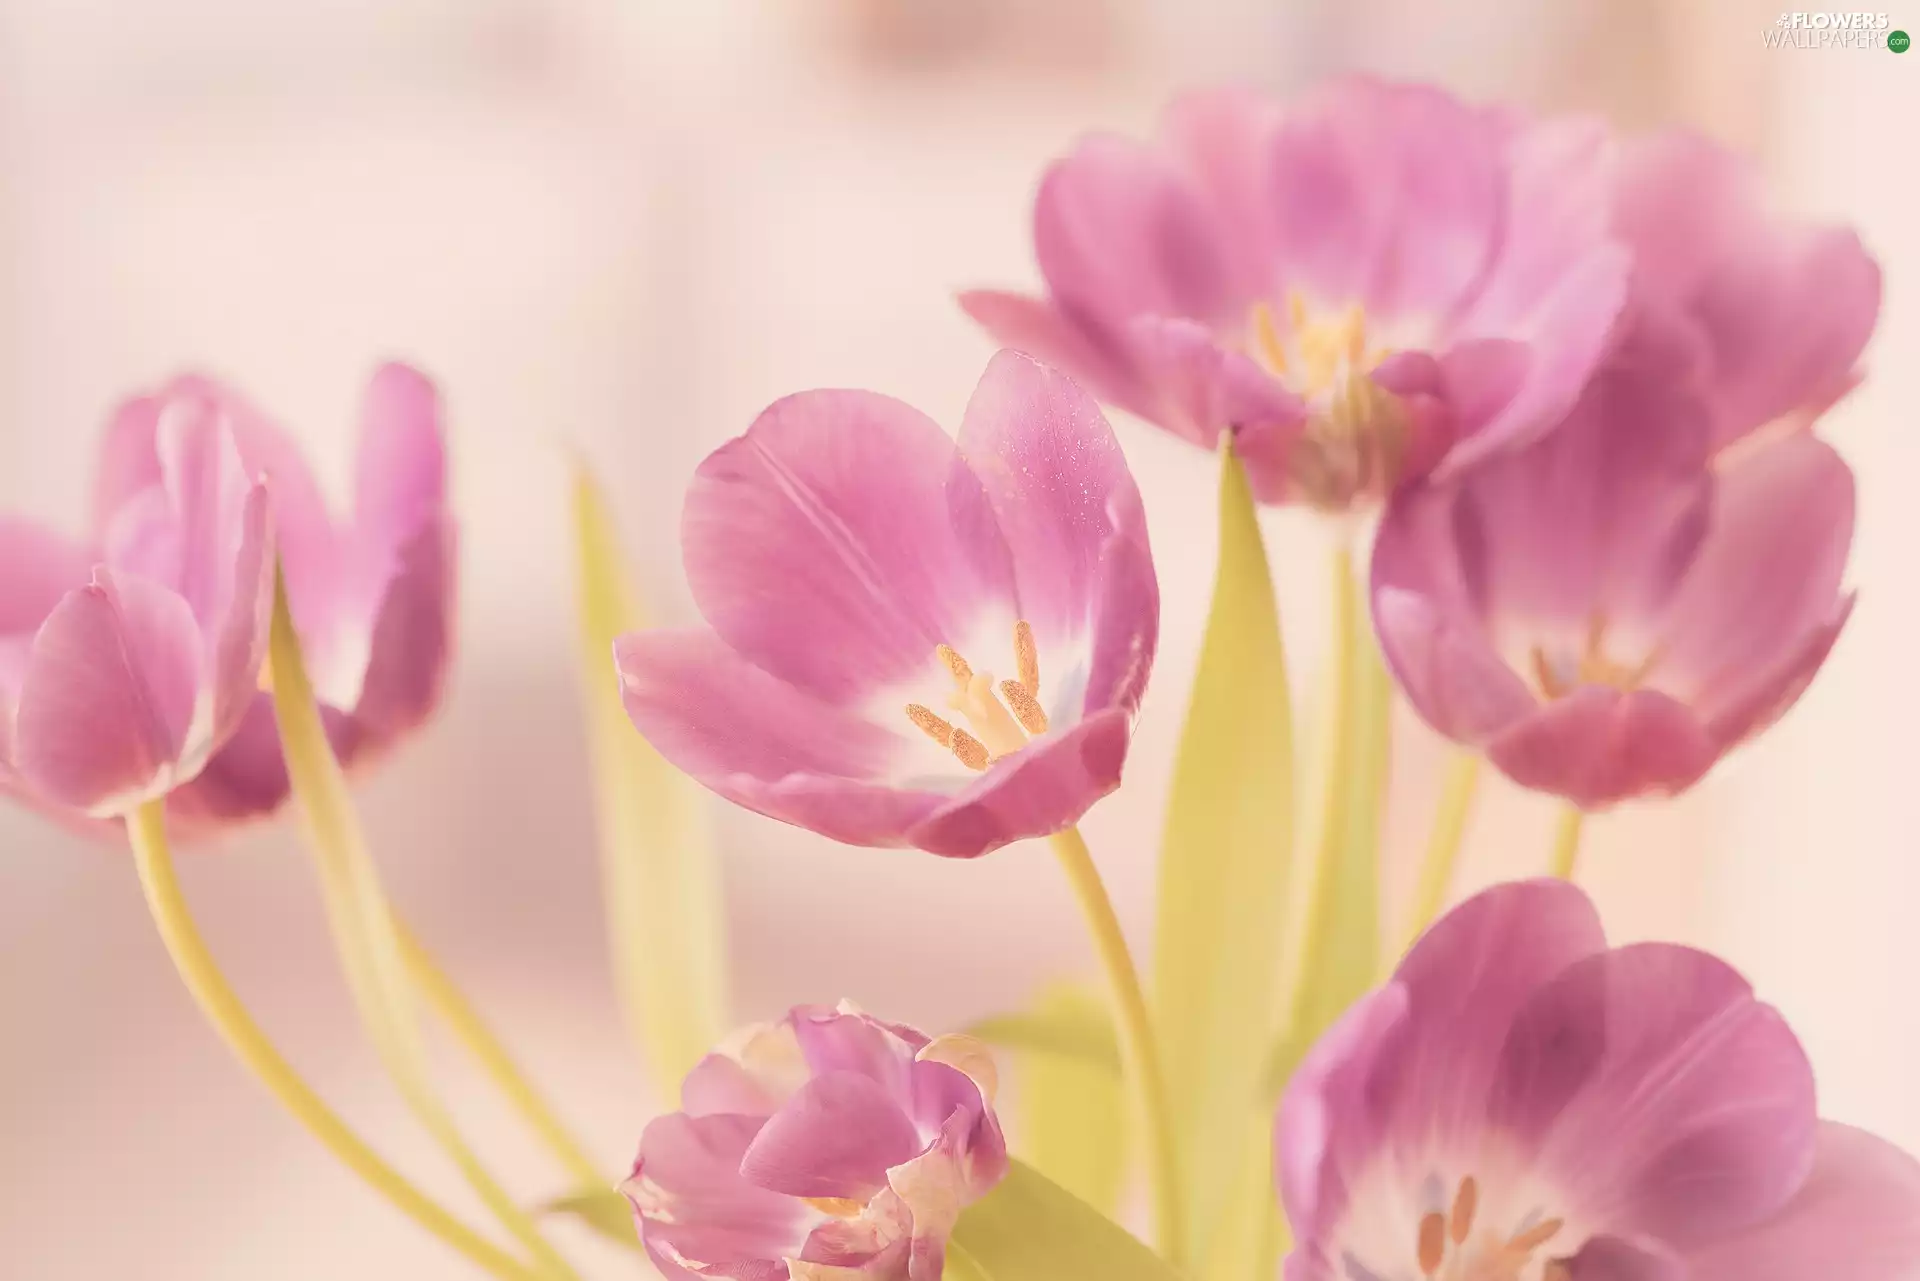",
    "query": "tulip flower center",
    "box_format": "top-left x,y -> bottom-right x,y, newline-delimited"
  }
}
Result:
1527,613 -> 1661,701
1248,294 -> 1411,510
1343,1174 -> 1577,1281
904,621 -> 1049,771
